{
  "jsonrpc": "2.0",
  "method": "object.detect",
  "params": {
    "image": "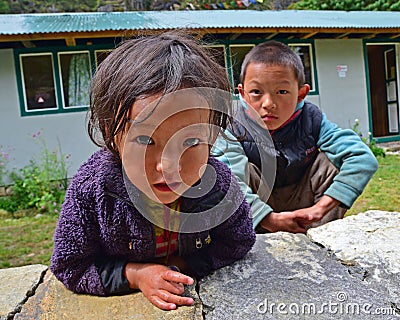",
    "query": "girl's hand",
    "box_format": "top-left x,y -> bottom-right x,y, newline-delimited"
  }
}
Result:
124,262 -> 195,310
